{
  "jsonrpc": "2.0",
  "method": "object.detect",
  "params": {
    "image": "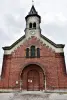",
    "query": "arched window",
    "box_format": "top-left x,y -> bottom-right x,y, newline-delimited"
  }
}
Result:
31,46 -> 35,58
29,23 -> 32,29
33,22 -> 36,29
37,48 -> 40,58
26,47 -> 40,58
26,48 -> 29,58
